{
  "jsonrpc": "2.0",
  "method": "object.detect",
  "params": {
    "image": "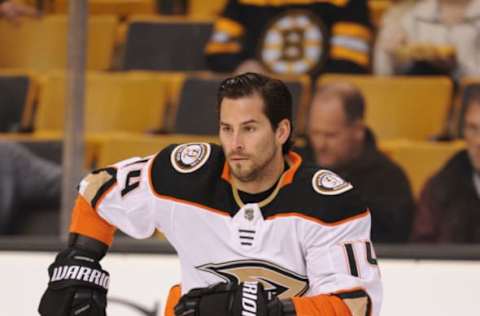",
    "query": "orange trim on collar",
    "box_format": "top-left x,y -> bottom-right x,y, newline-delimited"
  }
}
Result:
221,151 -> 302,186
221,161 -> 231,183
279,151 -> 302,187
